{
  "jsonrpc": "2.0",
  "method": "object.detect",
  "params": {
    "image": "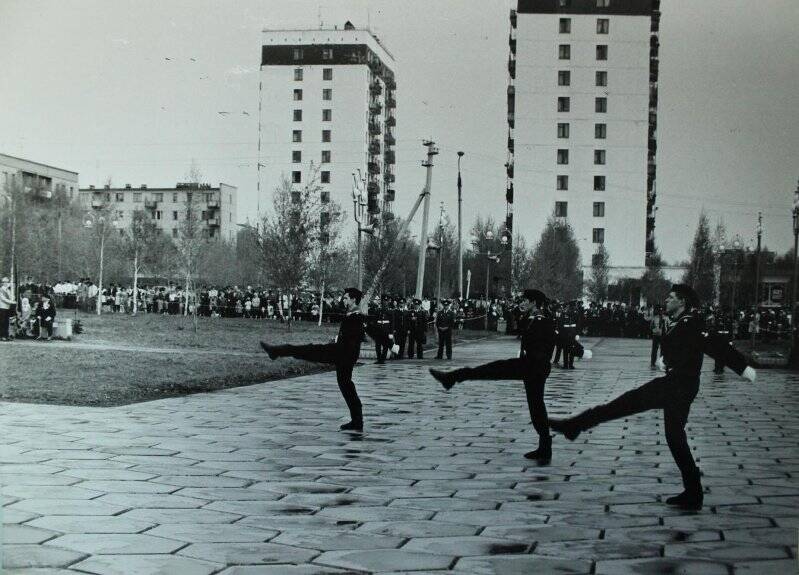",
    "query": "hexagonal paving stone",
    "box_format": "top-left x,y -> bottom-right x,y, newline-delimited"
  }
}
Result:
389,497 -> 498,511
45,533 -> 185,554
2,545 -> 87,569
3,524 -> 59,544
178,542 -> 318,564
250,481 -> 350,495
533,540 -> 661,561
404,536 -> 530,556
6,499 -> 127,516
95,492 -> 207,508
594,558 -> 729,575
204,500 -> 318,516
480,524 -> 601,543
548,512 -> 661,529
355,520 -> 479,538
216,566 -> 352,575
117,507 -> 241,524
145,523 -> 278,543
69,554 -> 221,575
314,549 -> 454,572
603,526 -> 721,544
2,485 -> 103,500
26,515 -> 155,534
454,555 -> 592,574
317,505 -> 433,522
433,510 -> 549,526
76,480 -> 179,493
272,530 -> 404,551
238,514 -> 360,532
665,542 -> 790,561
721,527 -> 796,546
